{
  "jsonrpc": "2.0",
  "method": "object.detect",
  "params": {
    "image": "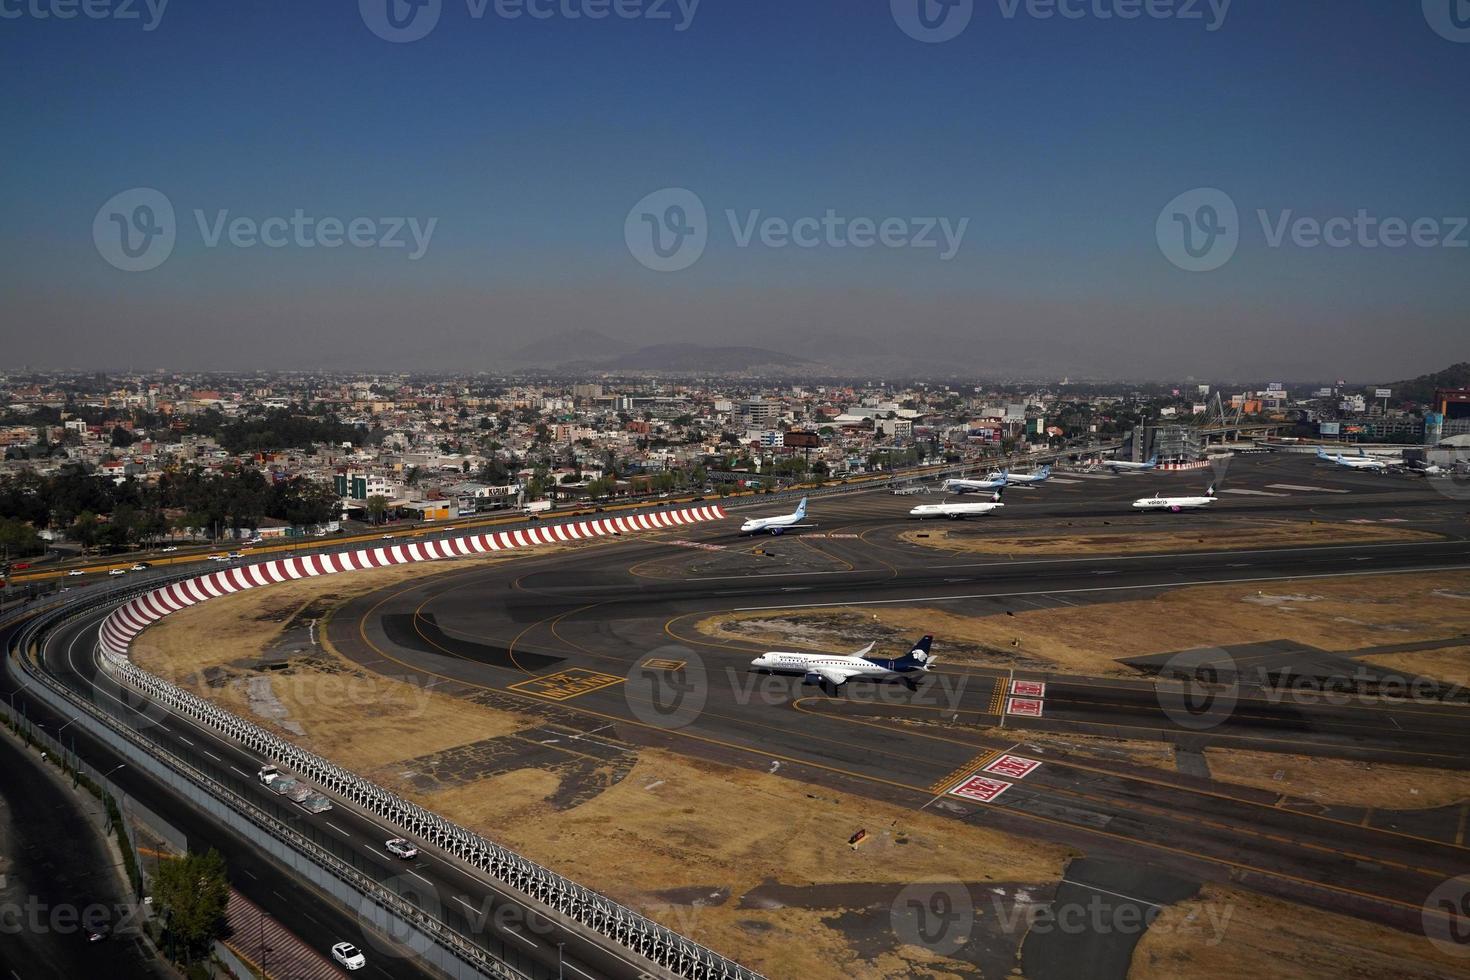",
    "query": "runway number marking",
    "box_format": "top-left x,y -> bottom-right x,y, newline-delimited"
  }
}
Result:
983,754 -> 1042,780
508,668 -> 625,701
667,539 -> 726,552
1010,680 -> 1046,698
642,658 -> 686,671
1006,697 -> 1044,717
949,774 -> 1013,804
